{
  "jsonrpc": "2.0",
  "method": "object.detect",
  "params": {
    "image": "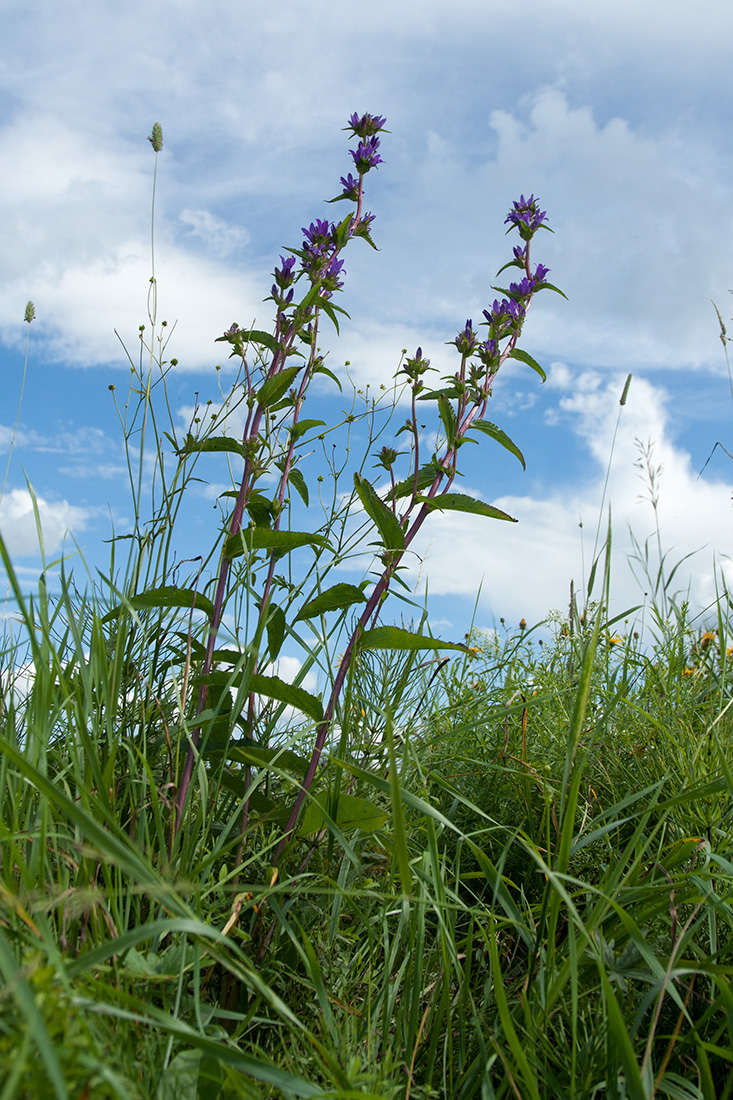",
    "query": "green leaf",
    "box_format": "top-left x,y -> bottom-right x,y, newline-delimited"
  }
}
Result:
226,745 -> 310,776
176,434 -> 246,460
332,212 -> 354,248
245,492 -> 276,527
353,473 -> 405,553
294,583 -> 368,622
468,419 -> 526,469
298,792 -> 387,837
266,604 -> 286,662
359,625 -> 470,654
438,394 -> 457,448
508,347 -> 546,382
102,586 -> 214,623
289,419 -> 326,441
415,492 -> 517,523
416,385 -> 463,402
313,361 -> 342,391
541,281 -> 568,300
256,365 -> 302,410
287,467 -> 309,507
225,529 -> 330,559
214,327 -> 280,355
249,673 -> 323,722
388,463 -> 442,501
318,296 -> 350,334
